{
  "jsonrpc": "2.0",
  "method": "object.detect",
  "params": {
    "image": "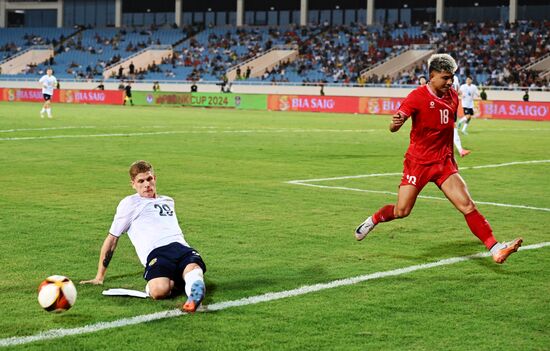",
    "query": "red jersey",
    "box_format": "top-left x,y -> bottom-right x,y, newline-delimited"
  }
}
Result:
397,85 -> 459,165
